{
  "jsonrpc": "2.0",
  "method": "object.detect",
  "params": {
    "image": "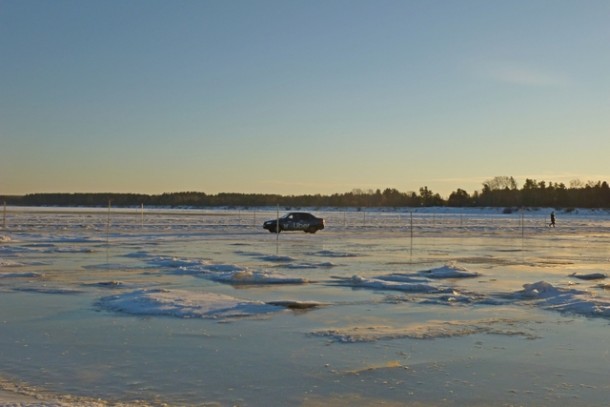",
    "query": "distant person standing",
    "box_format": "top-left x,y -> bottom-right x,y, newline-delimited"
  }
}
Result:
549,211 -> 556,227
